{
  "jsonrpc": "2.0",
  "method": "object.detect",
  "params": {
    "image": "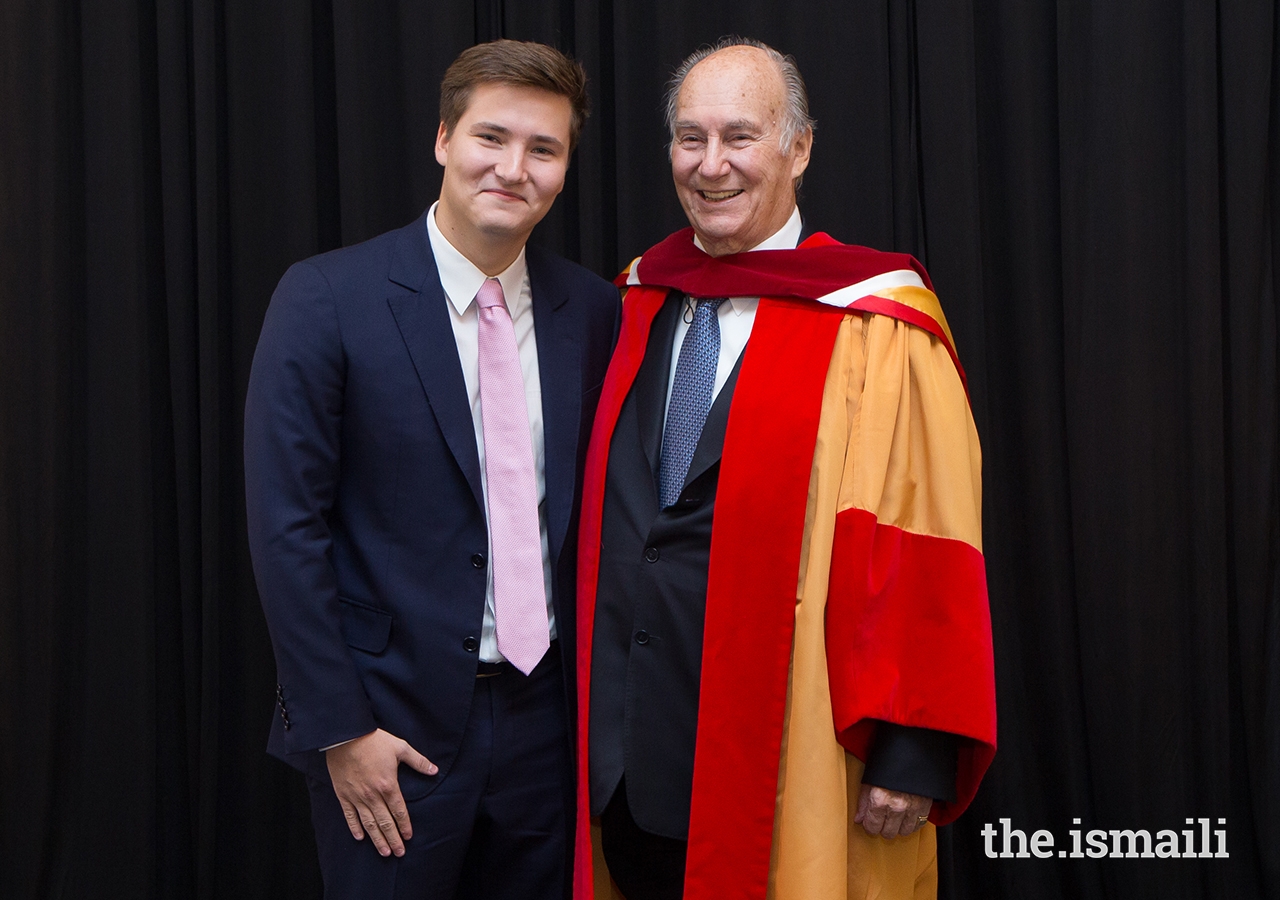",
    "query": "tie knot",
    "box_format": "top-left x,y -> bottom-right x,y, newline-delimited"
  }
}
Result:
475,277 -> 506,311
685,297 -> 724,324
